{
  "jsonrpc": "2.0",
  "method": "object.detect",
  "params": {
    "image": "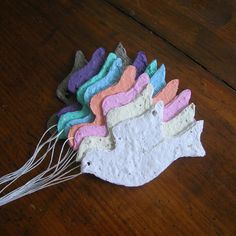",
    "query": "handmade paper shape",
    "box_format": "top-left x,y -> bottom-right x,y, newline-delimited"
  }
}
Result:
150,64 -> 166,95
58,52 -> 148,141
132,51 -> 147,78
152,79 -> 179,105
46,51 -> 87,132
66,57 -> 155,146
102,73 -> 149,116
57,103 -> 81,117
115,42 -> 131,67
80,51 -> 148,108
57,58 -> 123,138
73,68 -> 171,148
76,53 -> 117,104
72,73 -> 149,149
68,48 -> 106,93
81,102 -> 205,187
57,53 -> 118,125
47,45 -> 151,132
106,88 -> 190,130
68,66 -> 137,147
56,43 -> 129,106
57,50 -> 88,105
76,81 -> 187,161
60,58 -> 124,138
145,59 -> 157,78
70,63 -> 165,148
